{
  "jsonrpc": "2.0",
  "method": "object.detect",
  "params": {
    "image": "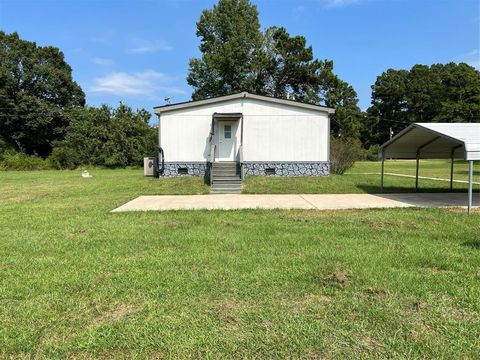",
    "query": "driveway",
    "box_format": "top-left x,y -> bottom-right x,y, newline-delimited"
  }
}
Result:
112,193 -> 479,212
